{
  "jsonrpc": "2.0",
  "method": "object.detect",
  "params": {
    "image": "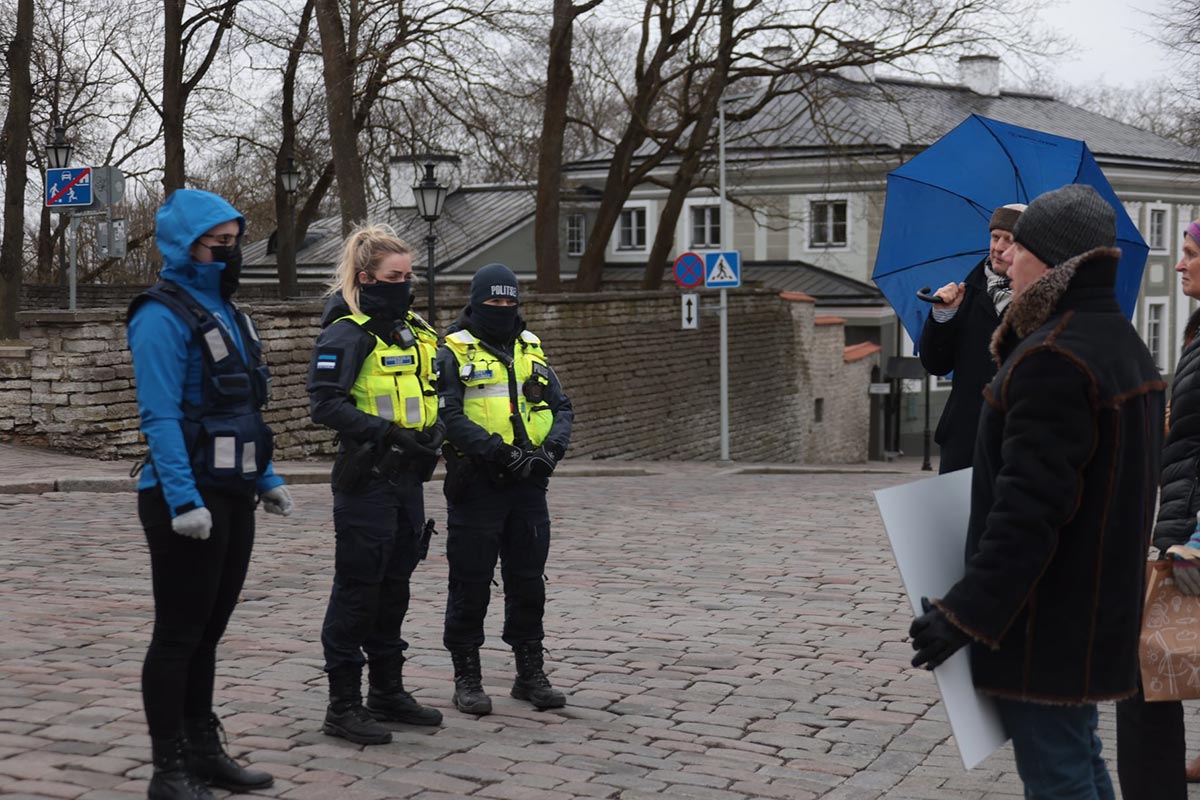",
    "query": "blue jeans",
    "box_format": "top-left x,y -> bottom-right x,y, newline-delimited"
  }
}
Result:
993,699 -> 1115,800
